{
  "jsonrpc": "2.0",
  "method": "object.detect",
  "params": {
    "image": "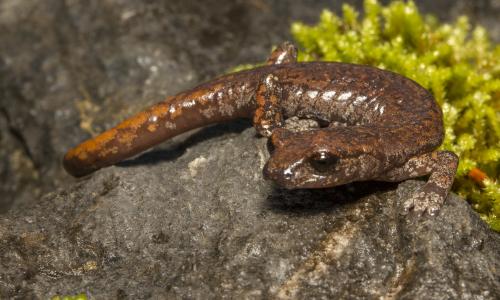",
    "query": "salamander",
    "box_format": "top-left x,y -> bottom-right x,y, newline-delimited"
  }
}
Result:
63,42 -> 458,215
